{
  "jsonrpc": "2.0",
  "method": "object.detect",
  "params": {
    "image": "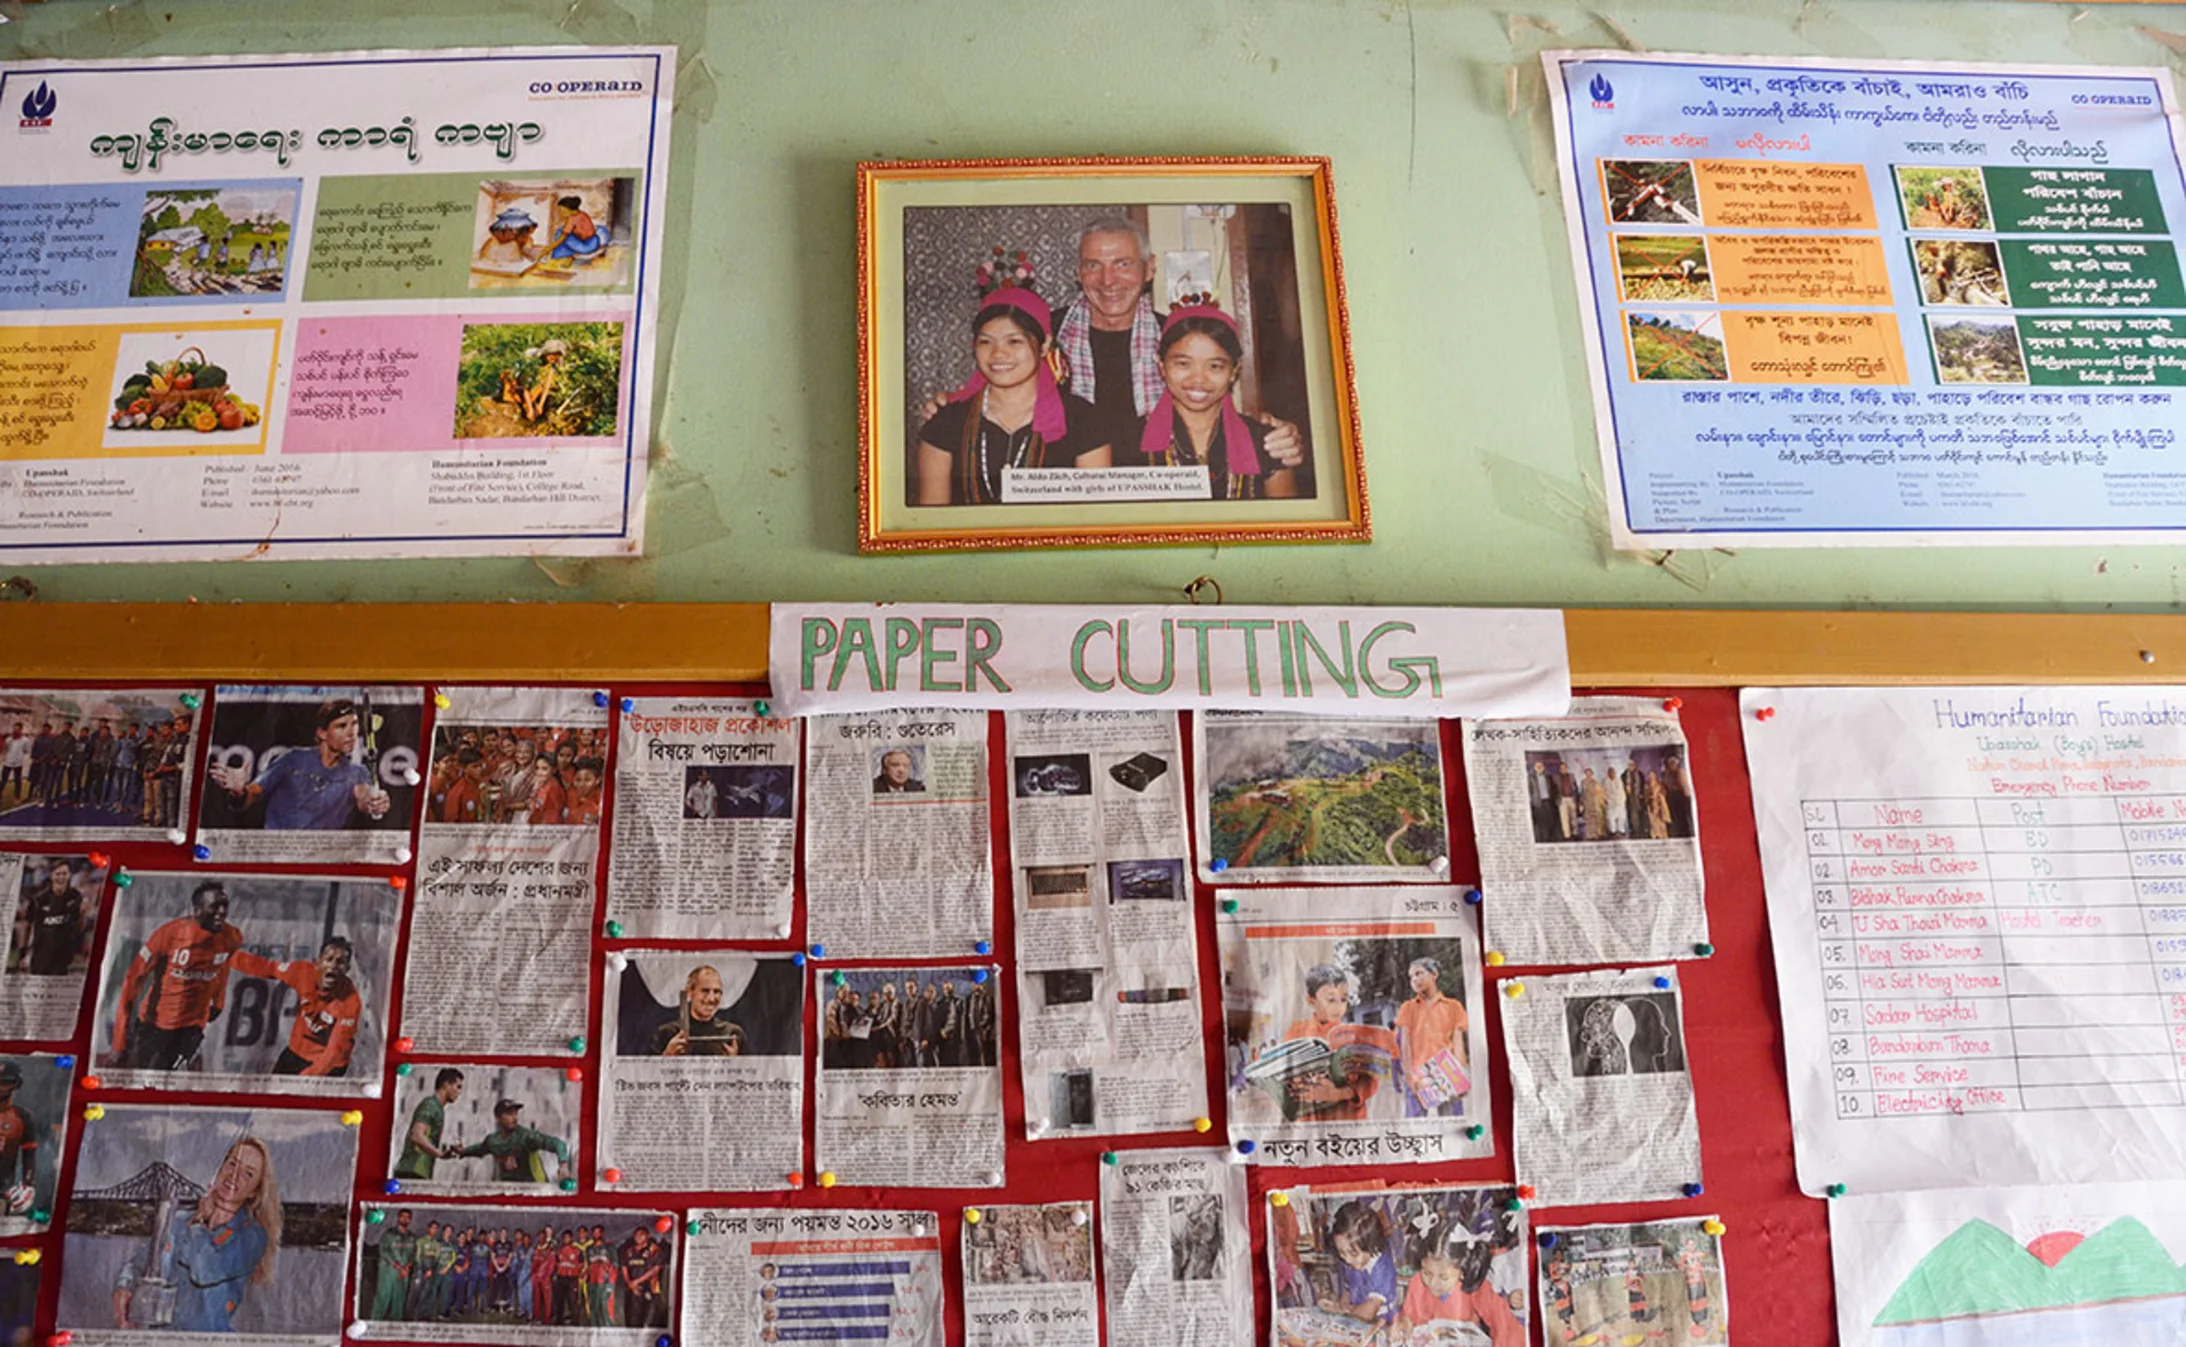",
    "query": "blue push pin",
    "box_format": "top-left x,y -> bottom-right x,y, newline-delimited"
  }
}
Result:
1210,858 -> 1229,873
193,844 -> 211,861
1654,975 -> 1672,990
592,691 -> 610,707
384,1179 -> 402,1195
656,1337 -> 674,1347
56,1055 -> 74,1070
1683,1182 -> 1705,1197
973,969 -> 989,984
620,697 -> 635,713
792,952 -> 807,967
1538,1232 -> 1559,1249
1465,888 -> 1482,905
1235,1139 -> 1256,1156
974,939 -> 992,956
809,943 -> 826,959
